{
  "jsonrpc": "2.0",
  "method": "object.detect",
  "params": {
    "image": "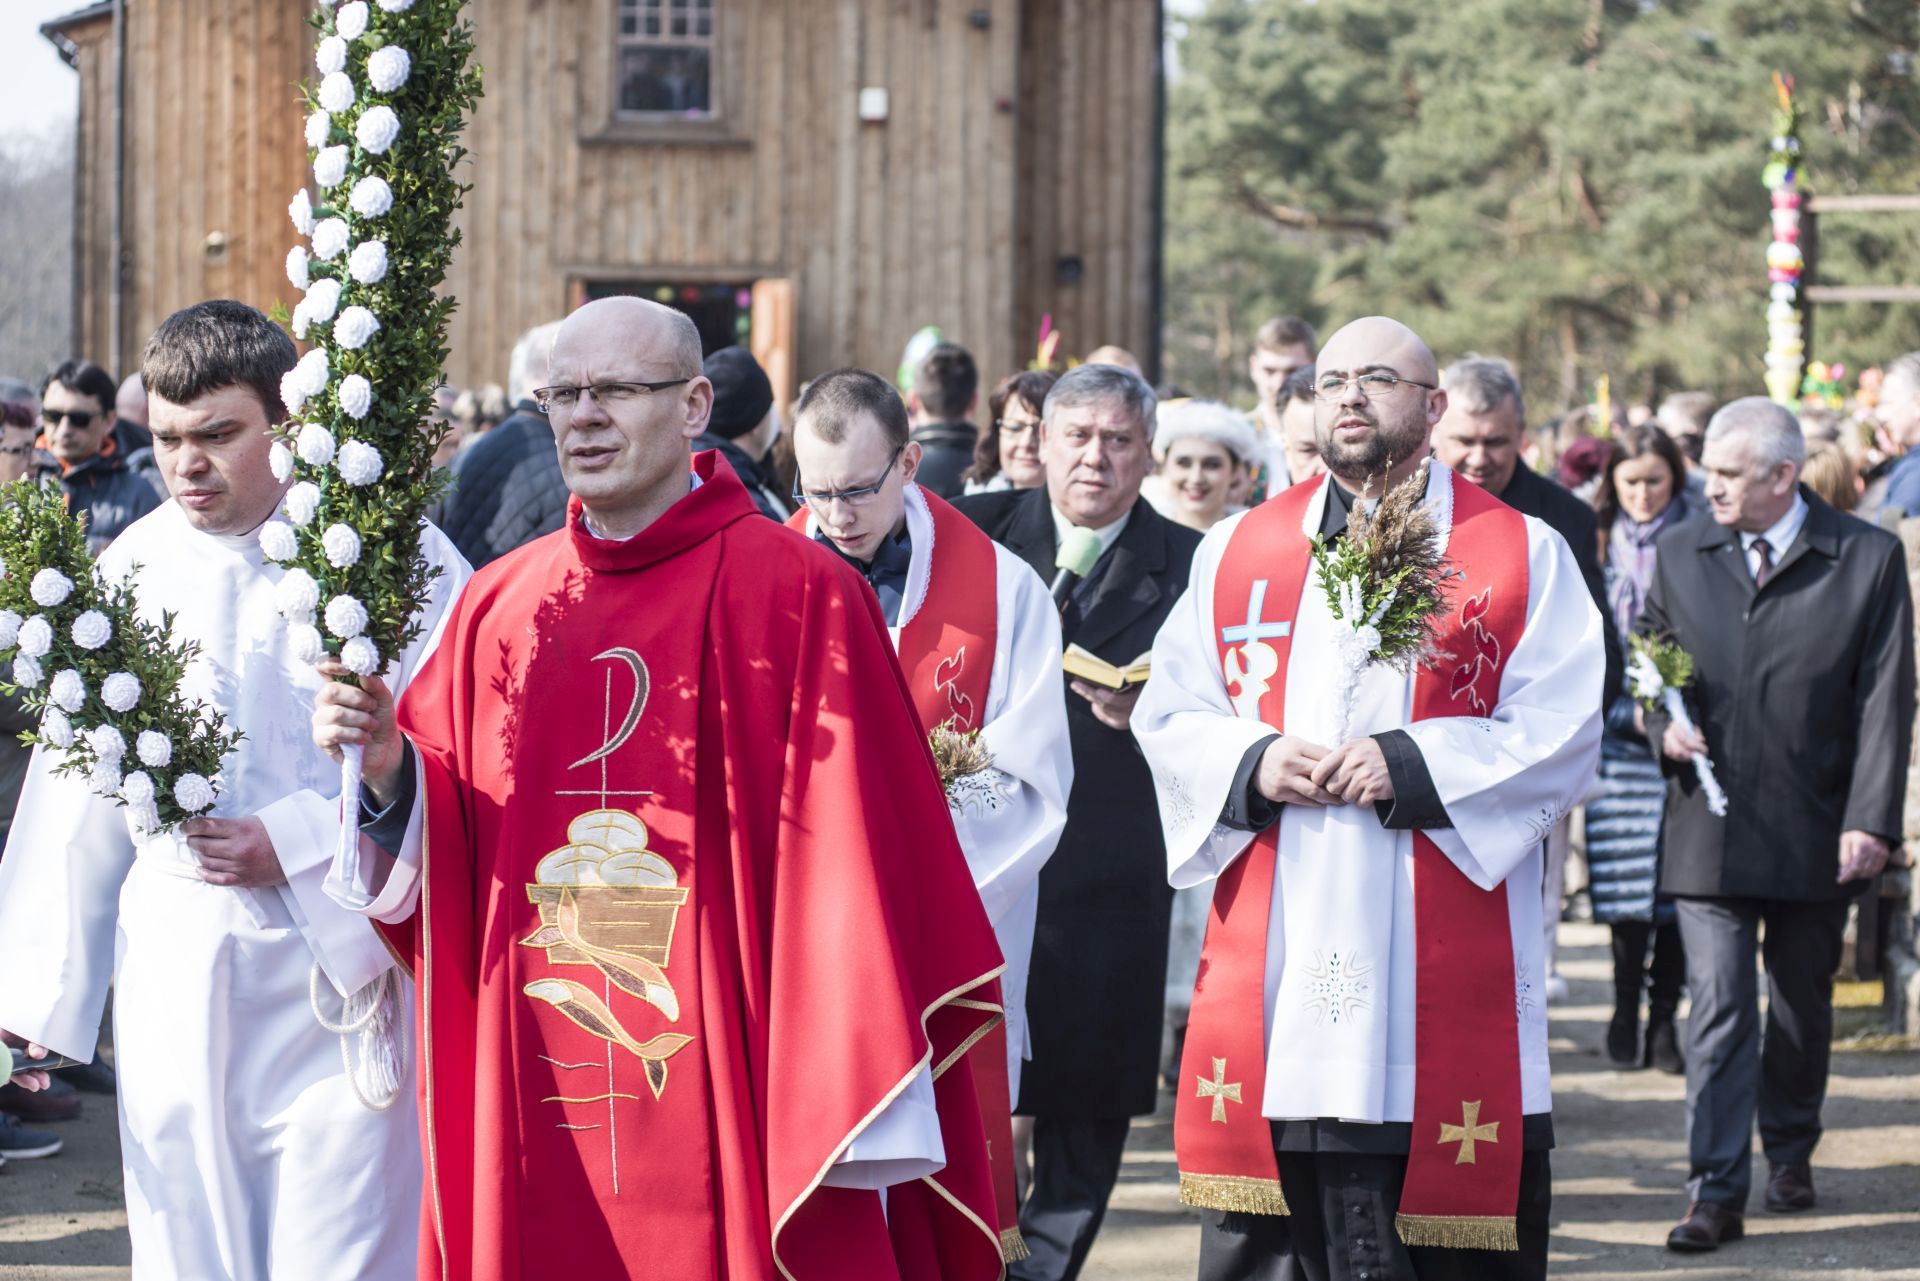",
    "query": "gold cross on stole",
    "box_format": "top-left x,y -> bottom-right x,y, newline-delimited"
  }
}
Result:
1437,1099 -> 1499,1164
1196,1057 -> 1243,1124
